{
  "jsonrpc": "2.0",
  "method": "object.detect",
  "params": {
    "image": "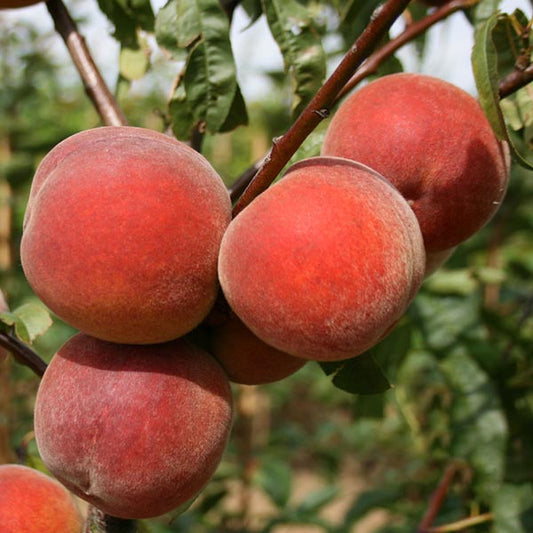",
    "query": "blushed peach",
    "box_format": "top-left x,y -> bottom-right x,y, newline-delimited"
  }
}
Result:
218,157 -> 425,361
209,311 -> 307,385
0,464 -> 83,533
21,126 -> 231,344
322,73 -> 509,252
34,333 -> 233,519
